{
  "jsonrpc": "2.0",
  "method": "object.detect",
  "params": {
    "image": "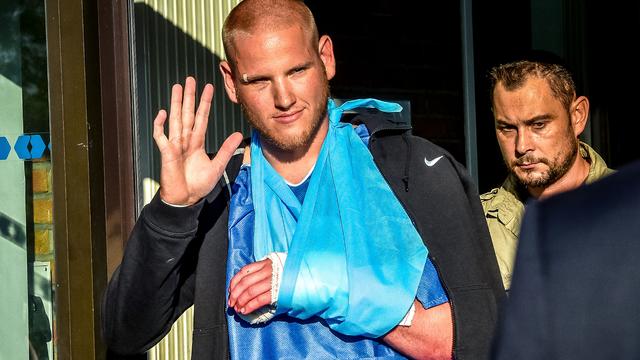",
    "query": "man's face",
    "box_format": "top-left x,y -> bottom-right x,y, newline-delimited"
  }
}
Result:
224,26 -> 333,153
492,76 -> 579,189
